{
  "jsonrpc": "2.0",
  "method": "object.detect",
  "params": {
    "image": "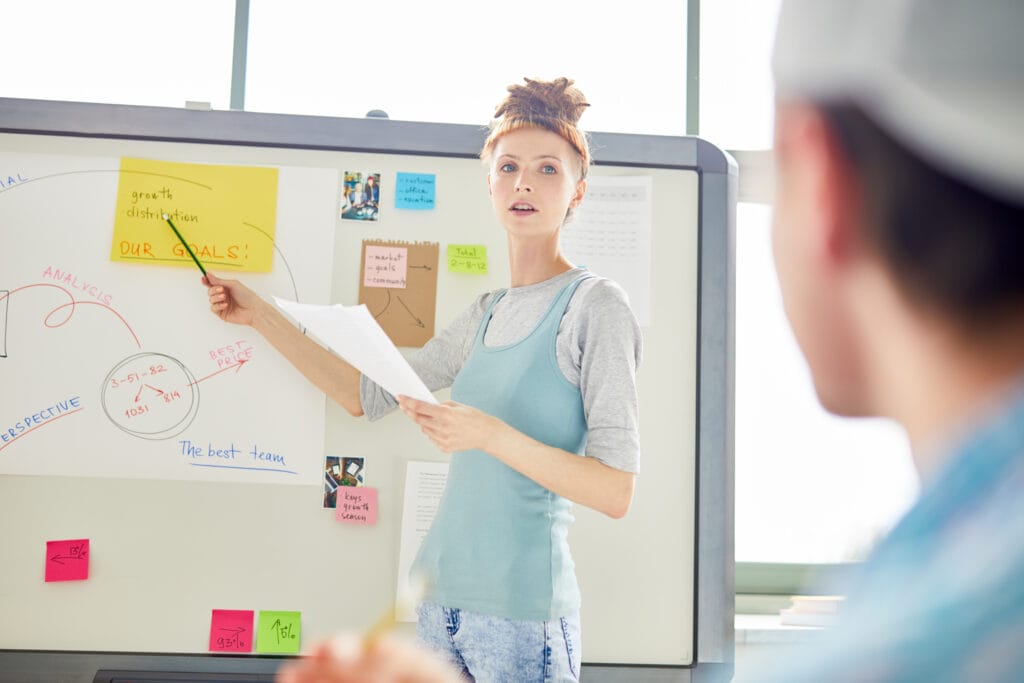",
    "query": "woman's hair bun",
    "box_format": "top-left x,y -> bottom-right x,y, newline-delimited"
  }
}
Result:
494,77 -> 590,126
